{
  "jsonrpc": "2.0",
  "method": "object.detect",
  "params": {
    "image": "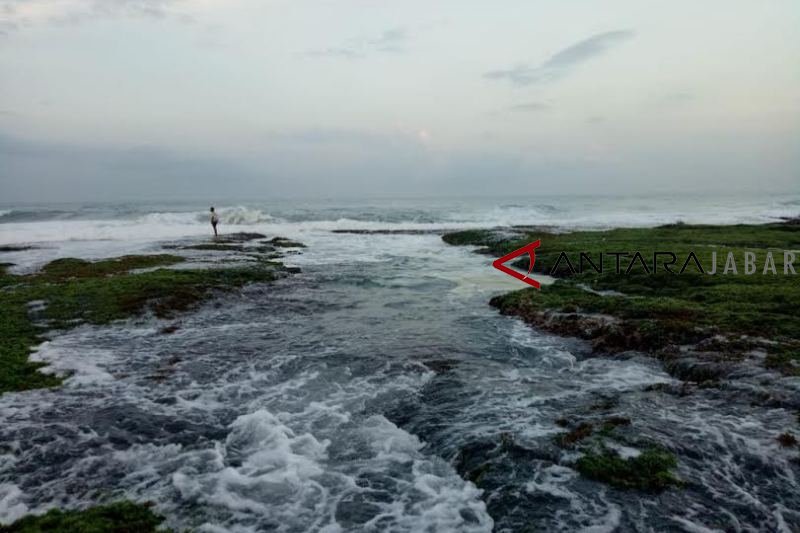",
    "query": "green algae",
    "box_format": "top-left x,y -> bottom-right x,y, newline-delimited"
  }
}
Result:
0,255 -> 281,394
0,501 -> 168,533
575,447 -> 681,491
443,222 -> 800,374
